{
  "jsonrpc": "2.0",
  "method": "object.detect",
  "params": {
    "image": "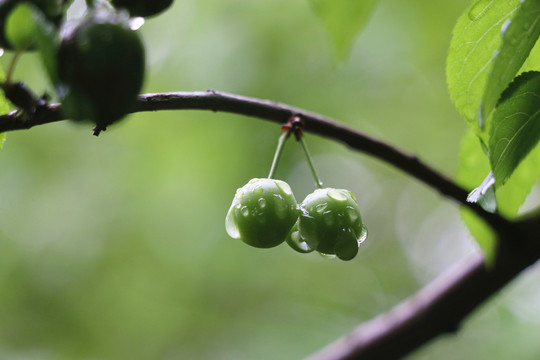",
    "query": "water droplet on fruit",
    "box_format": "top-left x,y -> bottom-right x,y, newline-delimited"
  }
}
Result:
315,203 -> 327,213
358,224 -> 368,245
318,252 -> 337,260
253,186 -> 263,195
235,189 -> 244,199
241,206 -> 249,217
225,209 -> 240,239
501,19 -> 511,38
258,198 -> 266,208
335,232 -> 359,261
129,17 -> 145,31
292,231 -> 307,249
276,181 -> 293,196
346,206 -> 359,222
328,189 -> 347,202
